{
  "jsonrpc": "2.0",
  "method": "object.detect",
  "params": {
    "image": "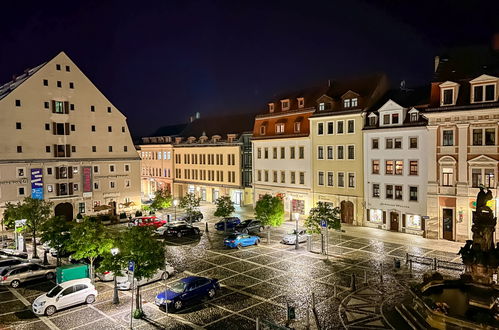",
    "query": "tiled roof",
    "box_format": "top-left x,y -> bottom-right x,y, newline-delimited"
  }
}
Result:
179,112 -> 257,138
0,62 -> 46,100
150,123 -> 187,137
